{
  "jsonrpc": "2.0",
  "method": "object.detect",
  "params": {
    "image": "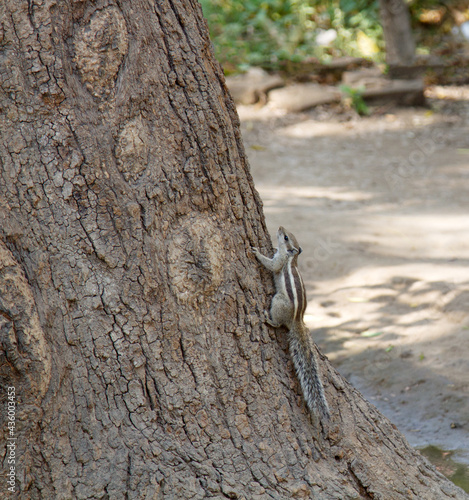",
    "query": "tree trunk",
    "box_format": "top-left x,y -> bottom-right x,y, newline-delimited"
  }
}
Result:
379,0 -> 416,67
0,1 -> 466,499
